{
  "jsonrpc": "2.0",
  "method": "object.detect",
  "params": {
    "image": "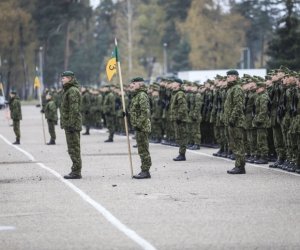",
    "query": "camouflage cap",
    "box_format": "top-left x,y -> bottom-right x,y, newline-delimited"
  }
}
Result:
131,77 -> 144,83
10,89 -> 17,94
226,69 -> 239,76
61,71 -> 75,77
173,78 -> 183,85
256,81 -> 266,88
